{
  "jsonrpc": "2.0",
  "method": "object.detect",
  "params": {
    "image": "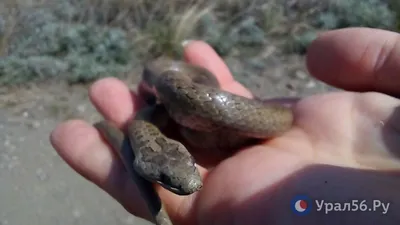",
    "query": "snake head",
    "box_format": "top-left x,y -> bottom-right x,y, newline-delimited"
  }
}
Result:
132,134 -> 203,196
